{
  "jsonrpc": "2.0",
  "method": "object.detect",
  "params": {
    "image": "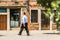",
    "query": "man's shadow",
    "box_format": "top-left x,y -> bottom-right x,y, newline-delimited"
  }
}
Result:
0,35 -> 5,37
